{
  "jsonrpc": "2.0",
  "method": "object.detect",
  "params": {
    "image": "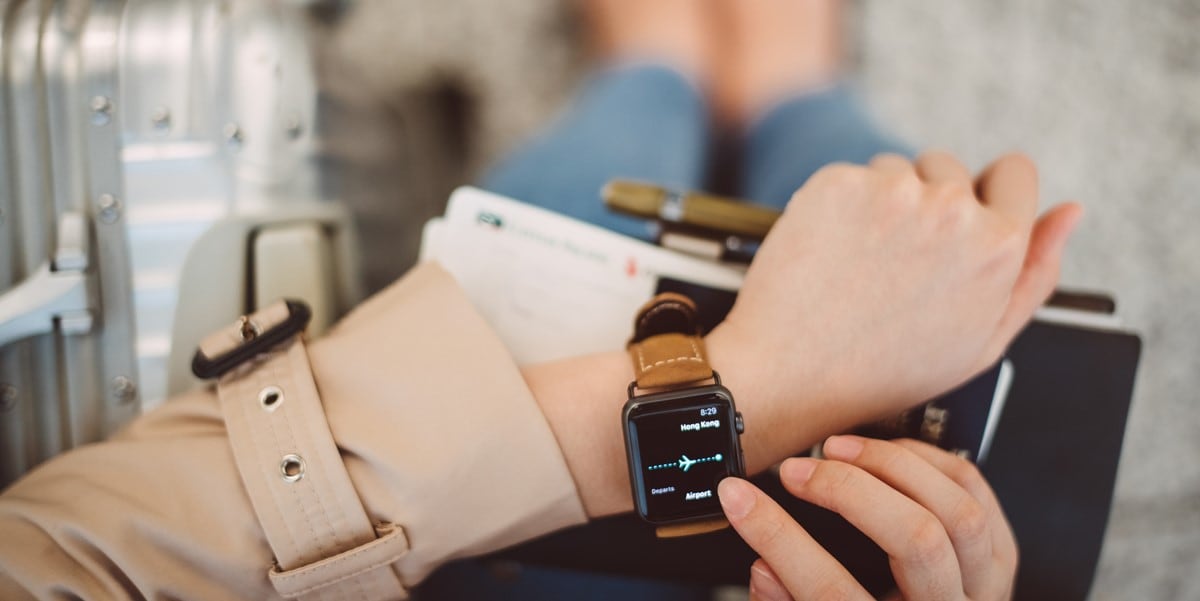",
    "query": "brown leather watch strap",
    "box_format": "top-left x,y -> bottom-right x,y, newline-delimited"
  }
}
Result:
627,293 -> 713,390
628,293 -> 730,538
655,517 -> 732,538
